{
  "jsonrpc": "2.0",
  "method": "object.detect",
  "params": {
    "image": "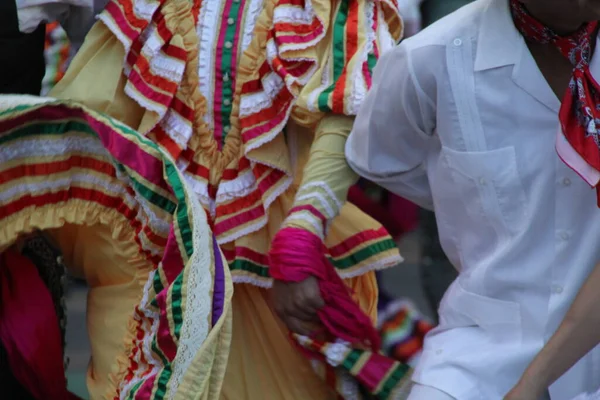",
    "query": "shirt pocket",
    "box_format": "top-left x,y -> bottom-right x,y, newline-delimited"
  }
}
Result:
441,145 -> 528,238
438,281 -> 522,344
